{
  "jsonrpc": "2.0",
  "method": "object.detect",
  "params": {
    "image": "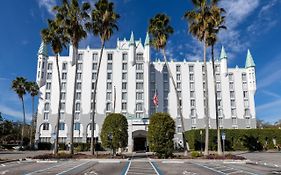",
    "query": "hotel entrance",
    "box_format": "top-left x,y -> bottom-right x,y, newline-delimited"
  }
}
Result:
132,130 -> 147,152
